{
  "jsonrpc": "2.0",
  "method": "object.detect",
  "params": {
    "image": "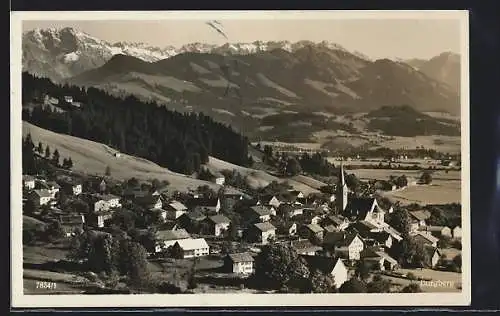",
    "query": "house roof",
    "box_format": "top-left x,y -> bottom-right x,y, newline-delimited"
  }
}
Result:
344,197 -> 378,220
250,205 -> 272,216
323,225 -> 338,233
425,225 -> 450,232
305,223 -> 324,233
32,189 -> 52,198
375,251 -> 398,265
167,201 -> 188,211
187,197 -> 220,208
59,215 -> 84,225
290,239 -> 322,253
301,255 -> 344,274
183,210 -> 207,221
253,222 -> 276,232
227,252 -> 254,263
413,231 -> 439,244
156,228 -> 190,241
409,210 -> 431,222
23,175 -> 35,182
135,195 -> 162,206
209,214 -> 231,224
174,238 -> 209,250
46,181 -> 61,189
327,215 -> 345,226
